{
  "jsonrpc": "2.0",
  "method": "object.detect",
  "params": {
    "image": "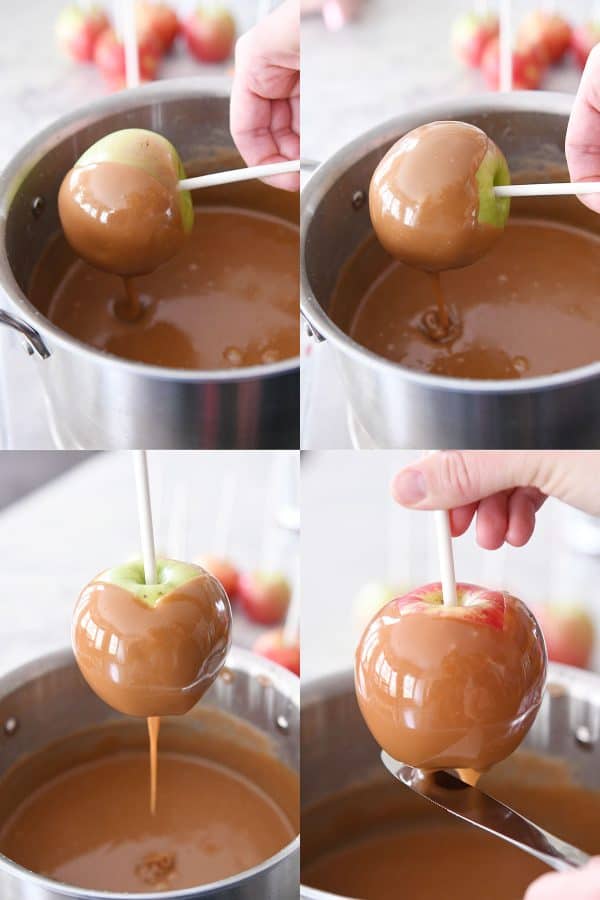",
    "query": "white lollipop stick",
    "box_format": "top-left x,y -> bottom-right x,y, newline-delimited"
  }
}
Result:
213,472 -> 238,558
133,450 -> 157,585
434,510 -> 458,607
495,181 -> 600,198
119,0 -> 140,89
499,0 -> 512,92
424,450 -> 457,608
178,160 -> 300,191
